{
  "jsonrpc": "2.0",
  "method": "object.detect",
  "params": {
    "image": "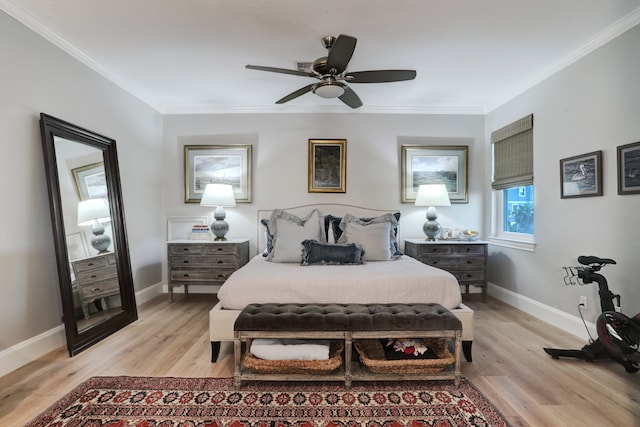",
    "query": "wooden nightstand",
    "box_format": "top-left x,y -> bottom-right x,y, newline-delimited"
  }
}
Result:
404,239 -> 488,300
72,252 -> 120,319
167,239 -> 249,302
